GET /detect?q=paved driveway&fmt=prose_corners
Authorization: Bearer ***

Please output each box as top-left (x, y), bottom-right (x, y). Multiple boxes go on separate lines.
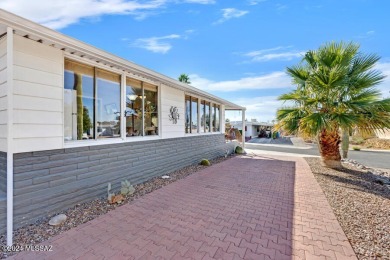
top-left (12, 155), bottom-right (356, 260)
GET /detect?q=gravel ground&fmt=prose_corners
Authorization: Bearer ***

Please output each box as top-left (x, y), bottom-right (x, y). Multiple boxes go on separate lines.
top-left (0, 155), bottom-right (234, 259)
top-left (305, 158), bottom-right (390, 260)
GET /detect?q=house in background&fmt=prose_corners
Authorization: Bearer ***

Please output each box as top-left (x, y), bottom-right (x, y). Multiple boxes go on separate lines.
top-left (230, 119), bottom-right (273, 138)
top-left (0, 9), bottom-right (245, 244)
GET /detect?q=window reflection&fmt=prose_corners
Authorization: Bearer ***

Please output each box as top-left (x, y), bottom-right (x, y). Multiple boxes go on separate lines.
top-left (126, 78), bottom-right (142, 137)
top-left (205, 102), bottom-right (211, 132)
top-left (185, 95), bottom-right (191, 133)
top-left (200, 100), bottom-right (205, 133)
top-left (215, 105), bottom-right (220, 131)
top-left (144, 83), bottom-right (158, 136)
top-left (96, 69), bottom-right (121, 139)
top-left (64, 60), bottom-right (95, 141)
top-left (191, 97), bottom-right (198, 133)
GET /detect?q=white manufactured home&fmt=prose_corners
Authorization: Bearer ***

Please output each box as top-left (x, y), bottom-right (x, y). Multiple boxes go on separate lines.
top-left (0, 9), bottom-right (245, 245)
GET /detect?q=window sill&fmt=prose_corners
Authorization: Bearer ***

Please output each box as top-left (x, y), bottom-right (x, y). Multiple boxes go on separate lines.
top-left (64, 135), bottom-right (161, 148)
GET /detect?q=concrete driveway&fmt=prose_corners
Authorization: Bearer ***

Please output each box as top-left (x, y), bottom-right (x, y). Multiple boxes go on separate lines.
top-left (11, 155), bottom-right (356, 260)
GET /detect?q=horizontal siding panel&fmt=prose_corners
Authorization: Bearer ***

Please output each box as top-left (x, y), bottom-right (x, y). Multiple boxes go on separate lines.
top-left (13, 124), bottom-right (62, 139)
top-left (0, 111), bottom-right (6, 124)
top-left (0, 38), bottom-right (5, 57)
top-left (14, 35), bottom-right (63, 62)
top-left (0, 54), bottom-right (6, 70)
top-left (13, 137), bottom-right (63, 153)
top-left (14, 95), bottom-right (62, 112)
top-left (0, 125), bottom-right (7, 138)
top-left (0, 138), bottom-right (6, 152)
top-left (14, 110), bottom-right (62, 125)
top-left (0, 82), bottom-right (6, 98)
top-left (14, 80), bottom-right (62, 100)
top-left (14, 51), bottom-right (63, 76)
top-left (0, 69), bottom-right (6, 85)
top-left (13, 65), bottom-right (62, 88)
top-left (0, 96), bottom-right (7, 111)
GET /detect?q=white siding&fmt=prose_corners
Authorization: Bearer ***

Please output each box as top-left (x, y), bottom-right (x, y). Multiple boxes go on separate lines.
top-left (12, 35), bottom-right (64, 153)
top-left (0, 36), bottom-right (7, 152)
top-left (160, 84), bottom-right (185, 138)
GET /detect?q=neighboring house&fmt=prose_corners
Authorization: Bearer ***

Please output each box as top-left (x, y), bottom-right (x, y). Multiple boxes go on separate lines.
top-left (230, 119), bottom-right (273, 138)
top-left (0, 9), bottom-right (244, 241)
top-left (375, 129), bottom-right (390, 139)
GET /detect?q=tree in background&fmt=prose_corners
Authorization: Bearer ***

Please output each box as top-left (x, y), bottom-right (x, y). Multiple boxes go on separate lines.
top-left (178, 74), bottom-right (191, 84)
top-left (277, 42), bottom-right (390, 168)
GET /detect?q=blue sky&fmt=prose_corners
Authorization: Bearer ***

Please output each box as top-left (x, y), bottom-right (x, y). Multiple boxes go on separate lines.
top-left (2, 0), bottom-right (389, 121)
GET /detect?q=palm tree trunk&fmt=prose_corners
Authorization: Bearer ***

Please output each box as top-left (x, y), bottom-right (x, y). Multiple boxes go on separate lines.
top-left (318, 129), bottom-right (342, 169)
top-left (341, 128), bottom-right (349, 159)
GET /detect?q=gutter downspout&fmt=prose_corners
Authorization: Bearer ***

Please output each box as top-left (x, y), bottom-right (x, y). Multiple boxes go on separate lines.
top-left (6, 27), bottom-right (14, 246)
top-left (242, 108), bottom-right (246, 149)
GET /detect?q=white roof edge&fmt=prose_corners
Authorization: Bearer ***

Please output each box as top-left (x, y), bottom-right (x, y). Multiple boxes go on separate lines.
top-left (0, 9), bottom-right (244, 110)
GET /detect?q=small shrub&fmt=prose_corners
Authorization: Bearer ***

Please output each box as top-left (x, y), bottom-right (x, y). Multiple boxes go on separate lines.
top-left (200, 159), bottom-right (211, 166)
top-left (352, 146), bottom-right (361, 151)
top-left (121, 180), bottom-right (135, 196)
top-left (235, 146), bottom-right (245, 154)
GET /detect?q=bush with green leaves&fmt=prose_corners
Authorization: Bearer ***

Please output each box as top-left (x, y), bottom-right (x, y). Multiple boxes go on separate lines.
top-left (121, 180), bottom-right (135, 196)
top-left (200, 159), bottom-right (211, 166)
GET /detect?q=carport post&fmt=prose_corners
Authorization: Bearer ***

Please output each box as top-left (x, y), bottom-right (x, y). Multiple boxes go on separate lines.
top-left (242, 108), bottom-right (246, 148)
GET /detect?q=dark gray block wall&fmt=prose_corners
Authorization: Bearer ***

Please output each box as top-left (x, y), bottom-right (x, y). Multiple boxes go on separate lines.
top-left (9, 134), bottom-right (228, 231)
top-left (0, 152), bottom-right (6, 234)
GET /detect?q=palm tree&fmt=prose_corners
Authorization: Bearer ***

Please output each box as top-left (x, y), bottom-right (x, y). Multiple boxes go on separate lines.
top-left (277, 42), bottom-right (390, 168)
top-left (178, 73), bottom-right (191, 84)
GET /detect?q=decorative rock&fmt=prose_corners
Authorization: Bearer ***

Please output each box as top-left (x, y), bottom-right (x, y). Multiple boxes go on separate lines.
top-left (161, 175), bottom-right (170, 179)
top-left (49, 214), bottom-right (67, 226)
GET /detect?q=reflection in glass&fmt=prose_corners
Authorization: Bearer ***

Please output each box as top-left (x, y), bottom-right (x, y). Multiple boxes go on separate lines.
top-left (215, 105), bottom-right (220, 131)
top-left (64, 60), bottom-right (95, 141)
top-left (211, 103), bottom-right (215, 132)
top-left (96, 69), bottom-right (121, 139)
top-left (126, 78), bottom-right (142, 137)
top-left (144, 83), bottom-right (158, 136)
top-left (200, 100), bottom-right (205, 133)
top-left (191, 97), bottom-right (198, 133)
top-left (185, 95), bottom-right (191, 133)
top-left (205, 101), bottom-right (211, 132)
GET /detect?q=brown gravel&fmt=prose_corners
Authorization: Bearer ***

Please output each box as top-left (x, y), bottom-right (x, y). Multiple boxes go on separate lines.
top-left (0, 155), bottom-right (235, 259)
top-left (305, 157), bottom-right (390, 260)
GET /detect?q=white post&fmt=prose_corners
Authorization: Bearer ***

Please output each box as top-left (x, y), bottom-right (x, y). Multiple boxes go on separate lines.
top-left (121, 74), bottom-right (126, 140)
top-left (6, 27), bottom-right (14, 246)
top-left (242, 109), bottom-right (246, 148)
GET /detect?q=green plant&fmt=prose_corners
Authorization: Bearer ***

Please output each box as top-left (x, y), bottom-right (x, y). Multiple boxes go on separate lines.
top-left (200, 159), bottom-right (210, 166)
top-left (277, 42), bottom-right (390, 168)
top-left (353, 146), bottom-right (361, 151)
top-left (121, 180), bottom-right (135, 196)
top-left (235, 146), bottom-right (245, 154)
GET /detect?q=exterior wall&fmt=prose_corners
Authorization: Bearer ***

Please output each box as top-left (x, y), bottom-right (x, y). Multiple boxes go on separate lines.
top-left (10, 134), bottom-right (227, 230)
top-left (160, 84), bottom-right (185, 138)
top-left (0, 36), bottom-right (7, 152)
top-left (0, 152), bottom-right (6, 234)
top-left (12, 35), bottom-right (64, 153)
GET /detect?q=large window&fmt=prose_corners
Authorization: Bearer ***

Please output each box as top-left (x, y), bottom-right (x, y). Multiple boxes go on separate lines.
top-left (215, 104), bottom-right (220, 132)
top-left (205, 101), bottom-right (211, 132)
top-left (64, 59), bottom-right (159, 142)
top-left (185, 95), bottom-right (198, 133)
top-left (96, 69), bottom-right (121, 139)
top-left (126, 78), bottom-right (142, 137)
top-left (144, 83), bottom-right (158, 136)
top-left (200, 101), bottom-right (205, 133)
top-left (64, 60), bottom-right (95, 141)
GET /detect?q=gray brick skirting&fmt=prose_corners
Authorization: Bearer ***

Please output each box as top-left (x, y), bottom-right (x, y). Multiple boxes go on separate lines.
top-left (5, 134), bottom-right (228, 232)
top-left (0, 152), bottom-right (6, 234)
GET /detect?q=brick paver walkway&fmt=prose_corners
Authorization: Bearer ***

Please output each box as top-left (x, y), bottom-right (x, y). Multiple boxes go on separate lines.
top-left (12, 155), bottom-right (356, 259)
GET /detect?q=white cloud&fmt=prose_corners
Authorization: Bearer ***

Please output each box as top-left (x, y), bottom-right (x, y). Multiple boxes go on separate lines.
top-left (129, 29), bottom-right (193, 53)
top-left (214, 8), bottom-right (249, 24)
top-left (189, 71), bottom-right (291, 92)
top-left (0, 0), bottom-right (214, 29)
top-left (247, 0), bottom-right (267, 6)
top-left (131, 34), bottom-right (181, 54)
top-left (181, 0), bottom-right (215, 4)
top-left (242, 46), bottom-right (304, 63)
